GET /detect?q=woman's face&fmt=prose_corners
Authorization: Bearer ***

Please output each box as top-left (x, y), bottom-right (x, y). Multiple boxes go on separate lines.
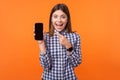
top-left (51, 10), bottom-right (68, 32)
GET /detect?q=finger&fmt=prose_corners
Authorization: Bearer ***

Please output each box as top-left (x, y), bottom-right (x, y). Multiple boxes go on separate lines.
top-left (33, 33), bottom-right (35, 36)
top-left (37, 41), bottom-right (43, 44)
top-left (43, 31), bottom-right (47, 36)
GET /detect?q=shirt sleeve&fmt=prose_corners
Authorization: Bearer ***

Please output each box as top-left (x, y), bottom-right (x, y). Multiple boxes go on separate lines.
top-left (39, 51), bottom-right (52, 71)
top-left (67, 34), bottom-right (82, 67)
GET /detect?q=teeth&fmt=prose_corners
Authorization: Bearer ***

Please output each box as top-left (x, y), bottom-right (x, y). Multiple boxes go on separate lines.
top-left (56, 24), bottom-right (63, 26)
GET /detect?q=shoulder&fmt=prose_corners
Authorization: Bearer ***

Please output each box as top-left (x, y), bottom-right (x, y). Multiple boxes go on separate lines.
top-left (65, 32), bottom-right (81, 43)
top-left (68, 32), bottom-right (80, 39)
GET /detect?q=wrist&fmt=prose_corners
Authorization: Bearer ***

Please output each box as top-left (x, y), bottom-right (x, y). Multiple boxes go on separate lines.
top-left (66, 43), bottom-right (73, 52)
top-left (66, 43), bottom-right (72, 49)
top-left (38, 41), bottom-right (46, 52)
top-left (67, 46), bottom-right (73, 52)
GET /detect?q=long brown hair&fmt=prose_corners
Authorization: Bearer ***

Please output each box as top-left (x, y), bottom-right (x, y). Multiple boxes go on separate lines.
top-left (49, 3), bottom-right (72, 36)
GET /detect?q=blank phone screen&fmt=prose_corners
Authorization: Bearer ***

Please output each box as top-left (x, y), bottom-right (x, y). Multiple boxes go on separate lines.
top-left (34, 23), bottom-right (43, 40)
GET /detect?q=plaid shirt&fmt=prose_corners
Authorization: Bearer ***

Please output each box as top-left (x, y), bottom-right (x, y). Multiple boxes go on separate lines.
top-left (40, 30), bottom-right (82, 80)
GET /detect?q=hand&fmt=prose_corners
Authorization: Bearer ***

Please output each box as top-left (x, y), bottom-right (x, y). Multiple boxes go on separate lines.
top-left (36, 31), bottom-right (47, 53)
top-left (33, 27), bottom-right (47, 53)
top-left (55, 32), bottom-right (72, 49)
top-left (33, 28), bottom-right (46, 44)
top-left (37, 31), bottom-right (47, 44)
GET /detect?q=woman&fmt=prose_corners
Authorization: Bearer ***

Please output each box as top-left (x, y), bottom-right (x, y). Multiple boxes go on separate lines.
top-left (38, 3), bottom-right (82, 80)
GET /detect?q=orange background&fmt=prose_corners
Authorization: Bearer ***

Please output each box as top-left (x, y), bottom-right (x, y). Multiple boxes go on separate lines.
top-left (0, 0), bottom-right (120, 80)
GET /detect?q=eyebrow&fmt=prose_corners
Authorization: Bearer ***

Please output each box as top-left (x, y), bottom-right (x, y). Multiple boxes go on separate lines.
top-left (53, 14), bottom-right (66, 16)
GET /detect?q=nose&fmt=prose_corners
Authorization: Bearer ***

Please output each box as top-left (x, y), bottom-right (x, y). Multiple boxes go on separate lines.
top-left (57, 17), bottom-right (62, 22)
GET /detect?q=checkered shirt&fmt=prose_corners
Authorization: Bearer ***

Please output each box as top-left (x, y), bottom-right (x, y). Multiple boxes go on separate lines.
top-left (39, 30), bottom-right (82, 80)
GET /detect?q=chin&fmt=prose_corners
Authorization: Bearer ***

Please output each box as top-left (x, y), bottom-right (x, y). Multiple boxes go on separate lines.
top-left (56, 29), bottom-right (63, 32)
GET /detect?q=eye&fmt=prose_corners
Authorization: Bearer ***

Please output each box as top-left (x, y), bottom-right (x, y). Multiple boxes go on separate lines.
top-left (61, 15), bottom-right (67, 19)
top-left (53, 15), bottom-right (58, 19)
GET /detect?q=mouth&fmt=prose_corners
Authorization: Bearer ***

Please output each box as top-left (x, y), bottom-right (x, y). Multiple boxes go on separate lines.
top-left (55, 23), bottom-right (63, 26)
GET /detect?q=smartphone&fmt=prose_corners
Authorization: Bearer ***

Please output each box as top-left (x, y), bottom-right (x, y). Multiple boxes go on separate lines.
top-left (34, 23), bottom-right (43, 40)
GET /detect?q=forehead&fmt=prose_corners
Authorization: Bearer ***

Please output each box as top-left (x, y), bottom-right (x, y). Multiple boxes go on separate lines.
top-left (52, 10), bottom-right (66, 15)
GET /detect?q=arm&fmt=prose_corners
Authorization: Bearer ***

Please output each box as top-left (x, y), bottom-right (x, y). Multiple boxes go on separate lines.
top-left (55, 33), bottom-right (82, 67)
top-left (38, 41), bottom-right (51, 70)
top-left (67, 35), bottom-right (82, 67)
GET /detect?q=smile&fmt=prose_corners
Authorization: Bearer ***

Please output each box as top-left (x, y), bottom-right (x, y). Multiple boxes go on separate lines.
top-left (55, 23), bottom-right (63, 26)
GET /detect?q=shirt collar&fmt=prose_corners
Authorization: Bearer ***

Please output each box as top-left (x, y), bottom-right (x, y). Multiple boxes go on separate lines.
top-left (54, 29), bottom-right (67, 35)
